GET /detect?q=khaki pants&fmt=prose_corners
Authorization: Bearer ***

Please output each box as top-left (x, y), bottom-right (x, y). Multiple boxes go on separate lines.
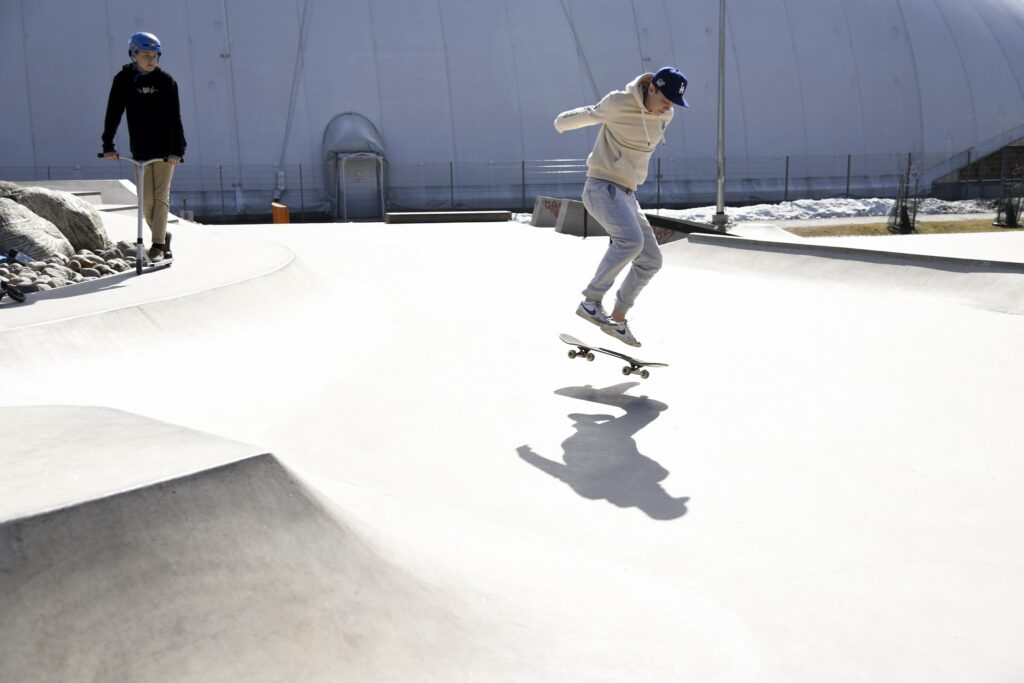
top-left (133, 161), bottom-right (175, 244)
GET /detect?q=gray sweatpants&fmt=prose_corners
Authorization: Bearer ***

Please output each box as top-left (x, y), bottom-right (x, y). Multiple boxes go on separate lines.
top-left (580, 177), bottom-right (663, 314)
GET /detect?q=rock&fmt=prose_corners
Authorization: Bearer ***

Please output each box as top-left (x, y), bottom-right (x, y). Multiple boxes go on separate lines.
top-left (94, 264), bottom-right (114, 276)
top-left (81, 267), bottom-right (101, 278)
top-left (0, 181), bottom-right (21, 198)
top-left (107, 259), bottom-right (129, 272)
top-left (67, 259), bottom-right (82, 272)
top-left (16, 282), bottom-right (39, 293)
top-left (0, 197), bottom-right (74, 259)
top-left (5, 186), bottom-right (111, 252)
top-left (80, 253), bottom-right (105, 267)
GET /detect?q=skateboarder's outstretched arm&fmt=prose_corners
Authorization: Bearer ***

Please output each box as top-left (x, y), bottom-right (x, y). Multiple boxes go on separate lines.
top-left (553, 93), bottom-right (615, 133)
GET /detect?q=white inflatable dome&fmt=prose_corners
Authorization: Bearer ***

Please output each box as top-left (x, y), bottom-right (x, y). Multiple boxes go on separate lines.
top-left (3, 0), bottom-right (1022, 209)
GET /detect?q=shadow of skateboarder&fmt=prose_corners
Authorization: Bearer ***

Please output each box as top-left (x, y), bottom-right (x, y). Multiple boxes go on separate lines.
top-left (517, 383), bottom-right (688, 521)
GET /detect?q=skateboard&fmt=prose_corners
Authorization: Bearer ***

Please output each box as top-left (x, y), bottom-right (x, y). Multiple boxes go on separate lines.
top-left (559, 333), bottom-right (668, 379)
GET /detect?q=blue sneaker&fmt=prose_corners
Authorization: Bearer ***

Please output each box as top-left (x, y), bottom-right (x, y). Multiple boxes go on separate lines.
top-left (603, 319), bottom-right (641, 347)
top-left (576, 300), bottom-right (614, 328)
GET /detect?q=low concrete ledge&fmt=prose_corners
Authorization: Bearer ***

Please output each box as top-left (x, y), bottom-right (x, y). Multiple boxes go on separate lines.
top-left (554, 199), bottom-right (608, 237)
top-left (688, 232), bottom-right (1024, 273)
top-left (384, 211), bottom-right (512, 224)
top-left (530, 196), bottom-right (564, 227)
top-left (551, 199), bottom-right (698, 245)
top-left (10, 179), bottom-right (142, 206)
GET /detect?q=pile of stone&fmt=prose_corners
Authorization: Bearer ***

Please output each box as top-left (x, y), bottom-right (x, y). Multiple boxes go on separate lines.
top-left (1, 242), bottom-right (140, 293)
top-left (0, 180), bottom-right (118, 295)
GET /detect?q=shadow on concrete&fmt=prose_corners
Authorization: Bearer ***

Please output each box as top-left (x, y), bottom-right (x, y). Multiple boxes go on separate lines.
top-left (517, 382), bottom-right (688, 521)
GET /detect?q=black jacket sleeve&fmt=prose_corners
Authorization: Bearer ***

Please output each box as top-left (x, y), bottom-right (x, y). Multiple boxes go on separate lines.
top-left (168, 77), bottom-right (186, 158)
top-left (101, 74), bottom-right (125, 153)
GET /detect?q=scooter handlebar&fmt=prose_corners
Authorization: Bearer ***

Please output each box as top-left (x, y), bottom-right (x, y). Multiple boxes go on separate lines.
top-left (97, 153), bottom-right (174, 163)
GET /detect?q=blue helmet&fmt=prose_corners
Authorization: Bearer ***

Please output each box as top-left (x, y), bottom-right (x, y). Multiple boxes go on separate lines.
top-left (128, 32), bottom-right (161, 60)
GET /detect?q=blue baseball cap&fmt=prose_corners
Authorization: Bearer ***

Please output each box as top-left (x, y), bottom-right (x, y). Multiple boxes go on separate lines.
top-left (653, 66), bottom-right (689, 108)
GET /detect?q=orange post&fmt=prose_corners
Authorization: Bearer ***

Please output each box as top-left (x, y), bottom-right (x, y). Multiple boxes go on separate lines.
top-left (271, 202), bottom-right (290, 224)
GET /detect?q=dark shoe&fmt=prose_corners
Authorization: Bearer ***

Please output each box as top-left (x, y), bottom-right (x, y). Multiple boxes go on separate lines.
top-left (147, 243), bottom-right (165, 262)
top-left (163, 232), bottom-right (173, 259)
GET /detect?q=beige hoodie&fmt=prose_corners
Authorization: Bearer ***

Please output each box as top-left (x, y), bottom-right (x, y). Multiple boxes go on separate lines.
top-left (553, 73), bottom-right (673, 192)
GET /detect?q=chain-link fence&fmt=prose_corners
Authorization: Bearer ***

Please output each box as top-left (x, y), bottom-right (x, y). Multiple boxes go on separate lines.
top-left (1, 151), bottom-right (1011, 222)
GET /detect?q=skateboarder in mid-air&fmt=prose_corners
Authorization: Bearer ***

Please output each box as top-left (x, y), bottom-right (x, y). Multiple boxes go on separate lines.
top-left (554, 67), bottom-right (690, 347)
top-left (101, 32), bottom-right (186, 262)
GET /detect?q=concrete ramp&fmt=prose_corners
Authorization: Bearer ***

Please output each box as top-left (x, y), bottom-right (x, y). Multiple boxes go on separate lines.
top-left (0, 407), bottom-right (523, 682)
top-left (677, 233), bottom-right (1024, 315)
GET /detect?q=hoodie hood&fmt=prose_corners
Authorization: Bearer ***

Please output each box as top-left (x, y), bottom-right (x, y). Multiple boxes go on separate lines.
top-left (629, 73), bottom-right (654, 109)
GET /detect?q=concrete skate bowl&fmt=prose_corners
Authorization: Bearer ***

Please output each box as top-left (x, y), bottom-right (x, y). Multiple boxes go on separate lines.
top-left (667, 234), bottom-right (1024, 316)
top-left (0, 408), bottom-right (525, 682)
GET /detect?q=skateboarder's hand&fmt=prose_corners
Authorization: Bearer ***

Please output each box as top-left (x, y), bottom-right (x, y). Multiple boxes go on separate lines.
top-left (168, 155), bottom-right (182, 166)
top-left (102, 151), bottom-right (119, 161)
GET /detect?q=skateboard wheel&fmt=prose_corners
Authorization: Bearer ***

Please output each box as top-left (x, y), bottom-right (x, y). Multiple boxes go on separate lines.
top-left (622, 366), bottom-right (631, 376)
top-left (586, 352), bottom-right (595, 362)
top-left (568, 350), bottom-right (578, 359)
top-left (640, 369), bottom-right (650, 380)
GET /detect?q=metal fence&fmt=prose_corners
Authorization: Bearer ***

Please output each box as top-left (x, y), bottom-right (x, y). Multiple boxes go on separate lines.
top-left (0, 151), bottom-right (1006, 221)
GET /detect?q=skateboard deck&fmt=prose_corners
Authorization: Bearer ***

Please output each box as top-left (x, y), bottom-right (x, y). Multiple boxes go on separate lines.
top-left (559, 333), bottom-right (668, 379)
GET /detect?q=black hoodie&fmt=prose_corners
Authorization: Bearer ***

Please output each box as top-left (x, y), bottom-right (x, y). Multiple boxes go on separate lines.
top-left (102, 64), bottom-right (186, 161)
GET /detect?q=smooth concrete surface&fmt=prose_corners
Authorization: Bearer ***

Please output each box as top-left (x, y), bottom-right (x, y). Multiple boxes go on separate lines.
top-left (0, 212), bottom-right (294, 330)
top-left (2, 216), bottom-right (1024, 681)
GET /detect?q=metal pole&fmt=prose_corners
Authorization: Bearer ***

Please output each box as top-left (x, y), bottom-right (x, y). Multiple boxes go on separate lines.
top-left (135, 161), bottom-right (145, 275)
top-left (846, 154), bottom-right (852, 197)
top-left (964, 150), bottom-right (971, 200)
top-left (342, 157), bottom-right (348, 222)
top-left (657, 158), bottom-right (662, 211)
top-left (712, 0), bottom-right (728, 228)
top-left (378, 157), bottom-right (385, 218)
top-left (216, 165), bottom-right (224, 219)
top-left (298, 164), bottom-right (305, 222)
top-left (521, 160), bottom-right (527, 212)
top-left (784, 156), bottom-right (790, 202)
top-left (450, 161), bottom-right (455, 209)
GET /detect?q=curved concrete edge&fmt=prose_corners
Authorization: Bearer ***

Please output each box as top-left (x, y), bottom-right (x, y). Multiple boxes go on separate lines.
top-left (688, 232), bottom-right (1024, 273)
top-left (0, 442), bottom-right (529, 682)
top-left (679, 233), bottom-right (1024, 315)
top-left (0, 405), bottom-right (265, 523)
top-left (0, 213), bottom-right (296, 332)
